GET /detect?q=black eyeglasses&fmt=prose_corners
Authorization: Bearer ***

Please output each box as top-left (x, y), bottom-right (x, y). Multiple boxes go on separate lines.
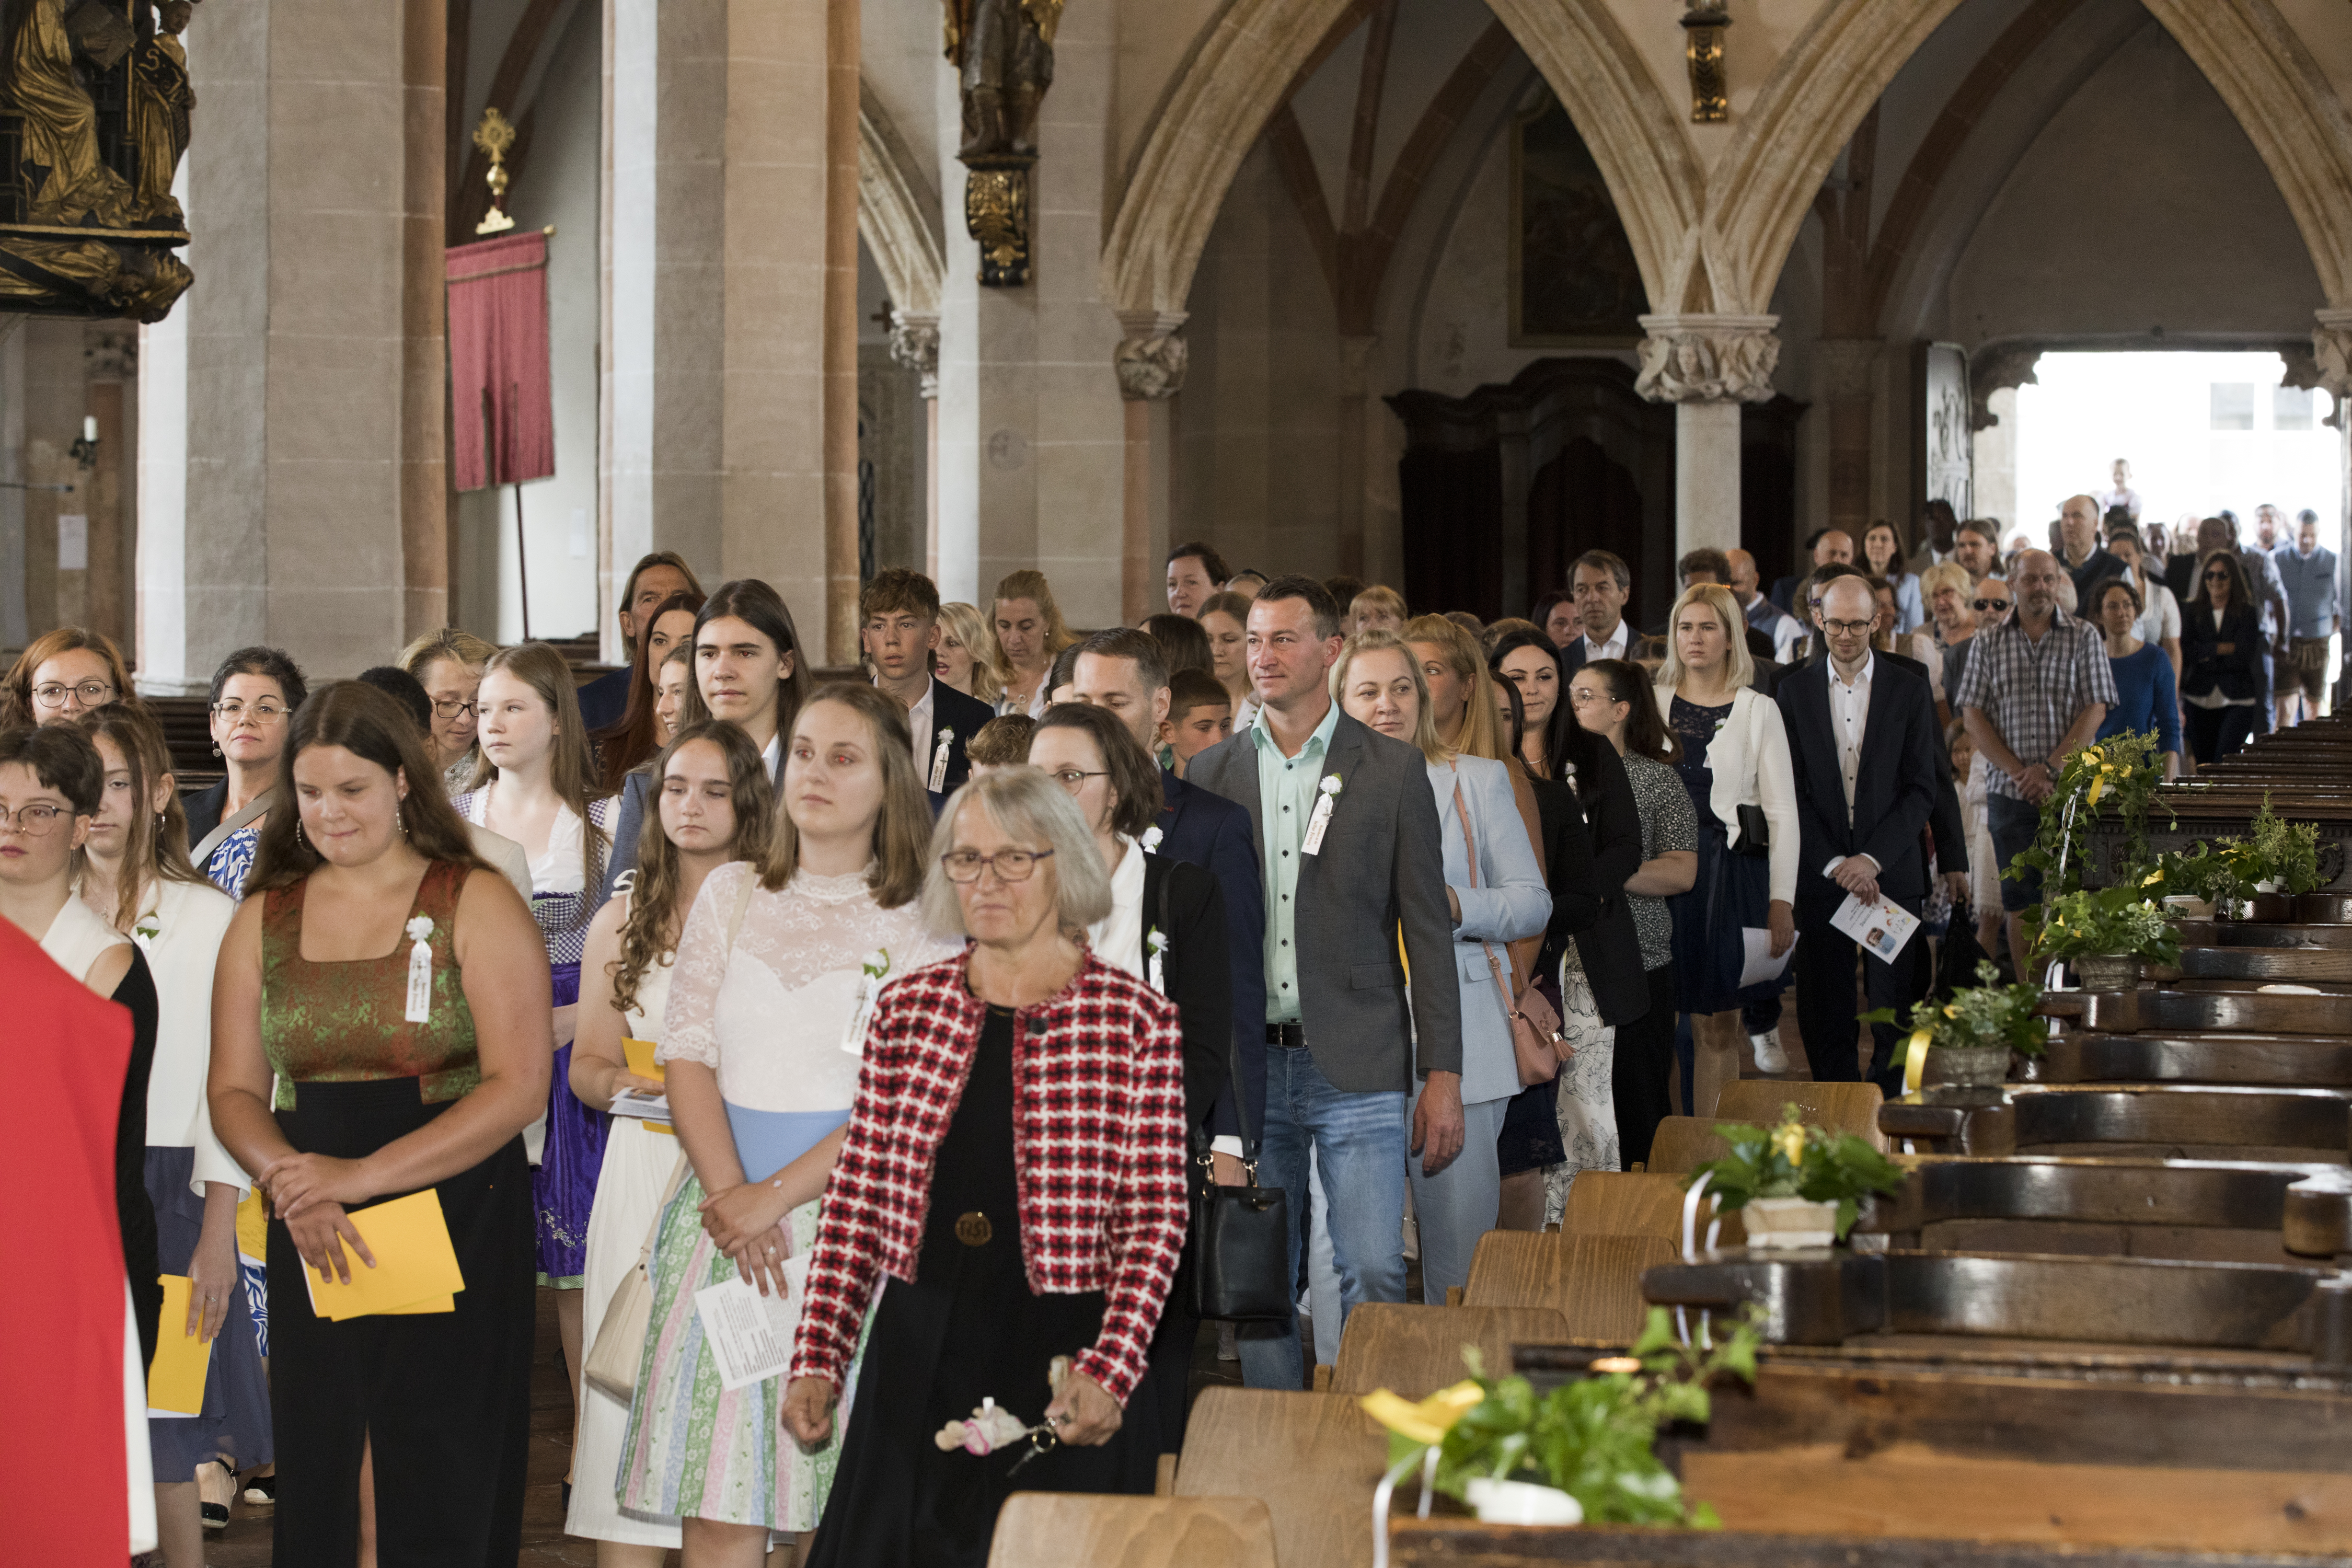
top-left (1972, 598), bottom-right (2010, 613)
top-left (431, 698), bottom-right (480, 720)
top-left (34, 680), bottom-right (116, 708)
top-left (0, 801), bottom-right (65, 834)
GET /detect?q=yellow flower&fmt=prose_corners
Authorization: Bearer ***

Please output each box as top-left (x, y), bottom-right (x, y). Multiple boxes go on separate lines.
top-left (2142, 871), bottom-right (2163, 886)
top-left (1773, 1123), bottom-right (1807, 1167)
top-left (1360, 1380), bottom-right (1484, 1446)
top-left (2082, 745), bottom-right (2103, 762)
top-left (1943, 1004), bottom-right (1961, 1019)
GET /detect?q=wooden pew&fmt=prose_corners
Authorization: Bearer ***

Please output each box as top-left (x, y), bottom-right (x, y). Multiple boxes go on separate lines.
top-left (1171, 1388), bottom-right (1388, 1568)
top-left (1462, 1231), bottom-right (1674, 1341)
top-left (1327, 1302), bottom-right (1572, 1396)
top-left (1561, 1170), bottom-right (1743, 1247)
top-left (1642, 1117), bottom-right (1735, 1174)
top-left (987, 1494), bottom-right (1277, 1568)
top-left (1714, 1079), bottom-right (1887, 1148)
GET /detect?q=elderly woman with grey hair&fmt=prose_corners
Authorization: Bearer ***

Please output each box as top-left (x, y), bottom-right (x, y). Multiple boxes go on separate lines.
top-left (785, 766), bottom-right (1191, 1568)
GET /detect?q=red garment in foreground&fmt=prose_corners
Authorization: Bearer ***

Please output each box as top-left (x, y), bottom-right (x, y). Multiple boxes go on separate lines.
top-left (446, 228), bottom-right (555, 491)
top-left (0, 918), bottom-right (132, 1565)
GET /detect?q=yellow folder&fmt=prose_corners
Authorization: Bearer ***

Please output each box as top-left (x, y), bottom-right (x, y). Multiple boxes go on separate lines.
top-left (147, 1275), bottom-right (212, 1414)
top-left (623, 1037), bottom-right (665, 1082)
top-left (306, 1189), bottom-right (467, 1321)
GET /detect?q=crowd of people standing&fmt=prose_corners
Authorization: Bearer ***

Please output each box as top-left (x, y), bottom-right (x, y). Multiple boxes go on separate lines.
top-left (8, 485), bottom-right (2337, 1565)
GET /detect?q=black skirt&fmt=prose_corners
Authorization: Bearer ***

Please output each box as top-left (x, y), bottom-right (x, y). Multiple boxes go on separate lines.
top-left (267, 1078), bottom-right (534, 1567)
top-left (809, 1006), bottom-right (1160, 1568)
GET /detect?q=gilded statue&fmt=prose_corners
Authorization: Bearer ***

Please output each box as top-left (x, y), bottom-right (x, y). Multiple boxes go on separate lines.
top-left (942, 0), bottom-right (1062, 160)
top-left (0, 0), bottom-right (194, 321)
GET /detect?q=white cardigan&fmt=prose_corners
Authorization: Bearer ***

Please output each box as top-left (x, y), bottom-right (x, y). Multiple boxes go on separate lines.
top-left (1653, 682), bottom-right (1801, 906)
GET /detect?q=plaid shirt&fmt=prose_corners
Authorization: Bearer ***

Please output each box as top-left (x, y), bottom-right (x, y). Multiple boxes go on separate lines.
top-left (1951, 606), bottom-right (2118, 801)
top-left (789, 951), bottom-right (1189, 1404)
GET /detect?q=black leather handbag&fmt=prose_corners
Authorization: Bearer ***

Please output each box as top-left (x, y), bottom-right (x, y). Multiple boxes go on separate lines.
top-left (1161, 875), bottom-right (1292, 1324)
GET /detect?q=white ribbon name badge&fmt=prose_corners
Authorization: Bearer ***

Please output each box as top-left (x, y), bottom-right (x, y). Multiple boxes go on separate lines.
top-left (840, 950), bottom-right (891, 1056)
top-left (929, 728), bottom-right (955, 792)
top-left (403, 916), bottom-right (435, 1023)
top-left (1301, 774), bottom-right (1343, 856)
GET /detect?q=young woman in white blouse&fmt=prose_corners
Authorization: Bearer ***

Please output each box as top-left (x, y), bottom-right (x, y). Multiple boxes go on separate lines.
top-left (78, 706), bottom-right (263, 1560)
top-left (566, 720), bottom-right (775, 1564)
top-left (618, 684), bottom-right (955, 1564)
top-left (453, 641), bottom-right (616, 1441)
top-left (1652, 585), bottom-right (1798, 1119)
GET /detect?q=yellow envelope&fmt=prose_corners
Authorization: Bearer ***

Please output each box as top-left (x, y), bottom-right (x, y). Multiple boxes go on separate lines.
top-left (623, 1037), bottom-right (665, 1082)
top-left (147, 1275), bottom-right (212, 1414)
top-left (235, 1190), bottom-right (269, 1262)
top-left (307, 1189), bottom-right (467, 1321)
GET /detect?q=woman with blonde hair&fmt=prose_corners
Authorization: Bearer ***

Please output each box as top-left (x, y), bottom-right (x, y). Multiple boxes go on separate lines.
top-left (566, 720), bottom-right (774, 1562)
top-left (1332, 631), bottom-right (1548, 1298)
top-left (1652, 584), bottom-right (1797, 1118)
top-left (452, 640), bottom-right (616, 1424)
top-left (991, 568), bottom-right (1078, 717)
top-left (397, 626), bottom-right (500, 790)
top-left (620, 684), bottom-right (956, 1561)
top-left (935, 601), bottom-right (1005, 707)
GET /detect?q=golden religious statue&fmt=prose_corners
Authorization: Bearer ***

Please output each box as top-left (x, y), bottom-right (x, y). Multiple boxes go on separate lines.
top-left (0, 0), bottom-right (195, 321)
top-left (941, 0), bottom-right (1060, 286)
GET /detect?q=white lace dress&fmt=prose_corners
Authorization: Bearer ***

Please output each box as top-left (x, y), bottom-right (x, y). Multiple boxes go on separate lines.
top-left (617, 862), bottom-right (956, 1531)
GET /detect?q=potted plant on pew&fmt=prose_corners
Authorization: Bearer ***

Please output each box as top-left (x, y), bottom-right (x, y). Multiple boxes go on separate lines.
top-left (1685, 1104), bottom-right (1903, 1250)
top-left (1864, 960), bottom-right (2046, 1089)
top-left (2222, 794), bottom-right (2322, 919)
top-left (2146, 843), bottom-right (2236, 920)
top-left (2030, 883), bottom-right (2182, 990)
top-left (2009, 730), bottom-right (2172, 900)
top-left (1358, 1308), bottom-right (1758, 1530)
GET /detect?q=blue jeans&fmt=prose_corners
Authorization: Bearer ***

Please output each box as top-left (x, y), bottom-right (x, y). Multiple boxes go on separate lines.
top-left (1236, 1045), bottom-right (1410, 1390)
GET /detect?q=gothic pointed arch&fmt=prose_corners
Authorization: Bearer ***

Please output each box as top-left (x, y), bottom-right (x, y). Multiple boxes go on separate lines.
top-left (1708, 0), bottom-right (2352, 319)
top-left (1098, 0), bottom-right (1701, 321)
top-left (857, 88), bottom-right (944, 320)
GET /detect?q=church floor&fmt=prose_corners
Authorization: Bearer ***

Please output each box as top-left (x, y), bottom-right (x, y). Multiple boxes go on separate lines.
top-left (192, 987), bottom-right (1840, 1563)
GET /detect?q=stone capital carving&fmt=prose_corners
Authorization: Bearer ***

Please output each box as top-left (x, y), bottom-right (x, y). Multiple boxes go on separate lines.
top-left (1812, 337), bottom-right (1880, 403)
top-left (1633, 314), bottom-right (1780, 403)
top-left (1968, 342), bottom-right (2044, 431)
top-left (1116, 334), bottom-right (1188, 401)
top-left (887, 310), bottom-right (940, 399)
top-left (2310, 308), bottom-right (2352, 401)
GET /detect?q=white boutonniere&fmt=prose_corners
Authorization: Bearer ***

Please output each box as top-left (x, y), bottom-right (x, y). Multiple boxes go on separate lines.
top-left (1146, 926), bottom-right (1168, 993)
top-left (1141, 824), bottom-right (1163, 853)
top-left (402, 916), bottom-right (435, 1023)
top-left (929, 728), bottom-right (956, 790)
top-left (844, 949), bottom-right (891, 1056)
top-left (1303, 771), bottom-right (1343, 856)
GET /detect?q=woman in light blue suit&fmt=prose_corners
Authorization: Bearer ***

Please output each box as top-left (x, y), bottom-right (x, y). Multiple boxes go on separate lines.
top-left (1334, 632), bottom-right (1550, 1300)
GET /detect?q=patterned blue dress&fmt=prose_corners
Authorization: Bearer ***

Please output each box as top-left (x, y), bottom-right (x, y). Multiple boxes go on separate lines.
top-left (454, 787), bottom-right (616, 1286)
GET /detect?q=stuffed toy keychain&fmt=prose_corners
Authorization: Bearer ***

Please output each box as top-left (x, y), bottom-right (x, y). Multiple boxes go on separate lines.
top-left (932, 1356), bottom-right (1075, 1476)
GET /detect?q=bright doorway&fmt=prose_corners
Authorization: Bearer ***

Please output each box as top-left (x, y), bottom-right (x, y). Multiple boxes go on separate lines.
top-left (2009, 351), bottom-right (2344, 550)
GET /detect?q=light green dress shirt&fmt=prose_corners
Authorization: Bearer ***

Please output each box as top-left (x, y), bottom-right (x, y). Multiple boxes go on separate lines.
top-left (1252, 699), bottom-right (1343, 1024)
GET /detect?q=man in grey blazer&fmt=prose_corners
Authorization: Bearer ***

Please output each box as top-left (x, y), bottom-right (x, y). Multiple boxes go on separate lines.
top-left (1185, 575), bottom-right (1462, 1390)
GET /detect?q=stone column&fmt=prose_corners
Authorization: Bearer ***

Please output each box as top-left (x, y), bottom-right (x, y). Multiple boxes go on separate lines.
top-left (1335, 334), bottom-right (1378, 581)
top-left (2313, 308), bottom-right (2352, 668)
top-left (606, 0), bottom-right (848, 655)
top-left (1634, 314), bottom-right (1780, 558)
top-left (931, 0), bottom-right (1127, 624)
top-left (1117, 313), bottom-right (1186, 624)
top-left (887, 312), bottom-right (941, 579)
top-left (1815, 337), bottom-right (1880, 539)
top-left (139, 0), bottom-right (445, 691)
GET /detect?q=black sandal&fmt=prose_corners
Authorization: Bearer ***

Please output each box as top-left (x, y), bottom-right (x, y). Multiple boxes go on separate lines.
top-left (200, 1459), bottom-right (236, 1530)
top-left (241, 1469), bottom-right (276, 1506)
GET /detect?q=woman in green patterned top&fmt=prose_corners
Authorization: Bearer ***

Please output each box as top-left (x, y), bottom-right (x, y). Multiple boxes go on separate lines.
top-left (209, 682), bottom-right (553, 1566)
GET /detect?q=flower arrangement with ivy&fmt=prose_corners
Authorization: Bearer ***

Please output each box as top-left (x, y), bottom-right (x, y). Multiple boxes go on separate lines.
top-left (1359, 1309), bottom-right (1759, 1528)
top-left (1684, 1104), bottom-right (1903, 1242)
top-left (1865, 959), bottom-right (2049, 1065)
top-left (2143, 843), bottom-right (2238, 908)
top-left (2226, 793), bottom-right (2323, 897)
top-left (2005, 731), bottom-right (2173, 899)
top-left (2026, 883), bottom-right (2182, 966)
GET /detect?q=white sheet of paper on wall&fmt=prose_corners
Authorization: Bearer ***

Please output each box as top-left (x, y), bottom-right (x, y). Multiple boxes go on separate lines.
top-left (56, 513), bottom-right (86, 570)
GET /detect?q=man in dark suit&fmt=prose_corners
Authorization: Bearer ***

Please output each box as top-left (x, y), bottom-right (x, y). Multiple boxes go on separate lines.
top-left (575, 551), bottom-right (704, 732)
top-left (1184, 577), bottom-right (1460, 1391)
top-left (1778, 576), bottom-right (1945, 1087)
top-left (861, 568), bottom-right (994, 797)
top-left (1558, 549), bottom-right (1662, 676)
top-left (1067, 627), bottom-right (1268, 1156)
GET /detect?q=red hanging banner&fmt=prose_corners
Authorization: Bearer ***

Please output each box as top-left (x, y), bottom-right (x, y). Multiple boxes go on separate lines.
top-left (446, 229), bottom-right (555, 492)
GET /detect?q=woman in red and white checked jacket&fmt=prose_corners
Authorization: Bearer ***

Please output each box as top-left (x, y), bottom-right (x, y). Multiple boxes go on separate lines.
top-left (786, 767), bottom-right (1190, 1568)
